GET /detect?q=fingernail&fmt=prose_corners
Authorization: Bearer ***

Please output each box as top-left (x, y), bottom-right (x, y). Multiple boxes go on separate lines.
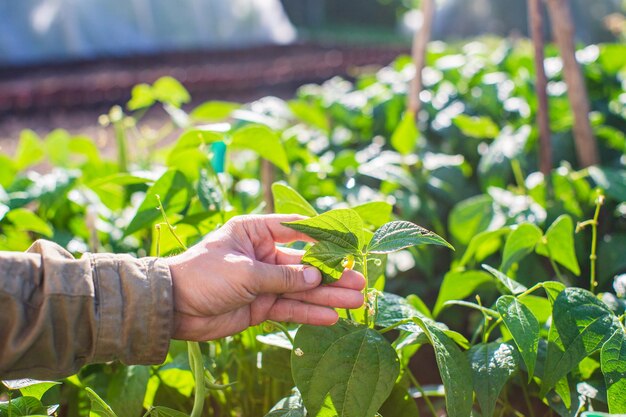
top-left (304, 268), bottom-right (320, 284)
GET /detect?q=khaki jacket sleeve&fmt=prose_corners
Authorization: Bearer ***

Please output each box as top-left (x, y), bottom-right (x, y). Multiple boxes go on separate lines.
top-left (0, 240), bottom-right (173, 380)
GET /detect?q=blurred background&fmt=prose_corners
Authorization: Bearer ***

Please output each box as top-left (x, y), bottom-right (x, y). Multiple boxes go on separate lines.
top-left (0, 0), bottom-right (624, 150)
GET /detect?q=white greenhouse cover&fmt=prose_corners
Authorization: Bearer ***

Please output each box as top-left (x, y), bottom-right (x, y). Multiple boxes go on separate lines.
top-left (0, 0), bottom-right (296, 65)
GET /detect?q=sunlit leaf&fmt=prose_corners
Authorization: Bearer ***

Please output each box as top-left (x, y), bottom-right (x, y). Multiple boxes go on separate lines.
top-left (413, 317), bottom-right (473, 417)
top-left (283, 208), bottom-right (364, 252)
top-left (541, 288), bottom-right (618, 396)
top-left (391, 110), bottom-right (418, 155)
top-left (125, 170), bottom-right (190, 236)
top-left (453, 114), bottom-right (500, 139)
top-left (536, 215), bottom-right (580, 276)
top-left (292, 320), bottom-right (399, 417)
top-left (368, 221), bottom-right (453, 253)
top-left (500, 223), bottom-right (543, 273)
top-left (468, 342), bottom-right (519, 417)
top-left (272, 183), bottom-right (317, 217)
top-left (85, 388), bottom-right (118, 417)
top-left (601, 327), bottom-right (626, 413)
top-left (496, 296), bottom-right (540, 379)
top-left (231, 124), bottom-right (291, 174)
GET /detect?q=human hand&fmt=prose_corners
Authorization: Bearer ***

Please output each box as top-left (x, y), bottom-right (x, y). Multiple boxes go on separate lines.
top-left (166, 214), bottom-right (366, 341)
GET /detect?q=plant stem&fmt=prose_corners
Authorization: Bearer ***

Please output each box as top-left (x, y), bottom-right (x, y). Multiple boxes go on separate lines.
top-left (156, 195), bottom-right (188, 251)
top-left (517, 282), bottom-right (546, 299)
top-left (266, 320), bottom-right (295, 346)
top-left (544, 243), bottom-right (566, 284)
top-left (407, 370), bottom-right (438, 417)
top-left (588, 194), bottom-right (604, 293)
top-left (188, 342), bottom-right (206, 417)
top-left (379, 318), bottom-right (413, 334)
top-left (484, 317), bottom-right (503, 342)
top-left (362, 254), bottom-right (370, 328)
top-left (511, 159), bottom-right (527, 192)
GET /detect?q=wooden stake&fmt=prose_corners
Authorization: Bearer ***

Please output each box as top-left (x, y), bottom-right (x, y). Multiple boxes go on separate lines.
top-left (407, 0), bottom-right (436, 115)
top-left (545, 0), bottom-right (599, 167)
top-left (528, 0), bottom-right (553, 176)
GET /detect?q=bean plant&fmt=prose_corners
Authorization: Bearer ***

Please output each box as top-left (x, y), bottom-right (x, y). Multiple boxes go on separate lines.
top-left (0, 38), bottom-right (625, 417)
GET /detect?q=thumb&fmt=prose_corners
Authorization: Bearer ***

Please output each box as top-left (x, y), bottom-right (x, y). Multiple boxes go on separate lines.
top-left (255, 263), bottom-right (322, 294)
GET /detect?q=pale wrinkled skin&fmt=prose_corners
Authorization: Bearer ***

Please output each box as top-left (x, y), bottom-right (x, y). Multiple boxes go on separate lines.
top-left (168, 214), bottom-right (366, 341)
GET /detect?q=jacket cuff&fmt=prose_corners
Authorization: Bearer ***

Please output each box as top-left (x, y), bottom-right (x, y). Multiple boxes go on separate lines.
top-left (90, 253), bottom-right (173, 366)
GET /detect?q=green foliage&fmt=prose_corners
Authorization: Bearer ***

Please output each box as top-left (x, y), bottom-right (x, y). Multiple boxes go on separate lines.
top-left (291, 320), bottom-right (399, 417)
top-left (1, 39), bottom-right (624, 417)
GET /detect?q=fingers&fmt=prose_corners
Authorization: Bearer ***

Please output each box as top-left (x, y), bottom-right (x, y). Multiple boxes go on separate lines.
top-left (283, 286), bottom-right (364, 309)
top-left (275, 246), bottom-right (305, 265)
top-left (268, 299), bottom-right (339, 326)
top-left (328, 270), bottom-right (366, 291)
top-left (232, 214), bottom-right (317, 244)
top-left (254, 262), bottom-right (322, 294)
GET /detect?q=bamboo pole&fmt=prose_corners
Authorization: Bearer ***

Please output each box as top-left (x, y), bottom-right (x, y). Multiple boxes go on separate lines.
top-left (527, 0), bottom-right (553, 176)
top-left (545, 0), bottom-right (599, 167)
top-left (407, 0), bottom-right (436, 115)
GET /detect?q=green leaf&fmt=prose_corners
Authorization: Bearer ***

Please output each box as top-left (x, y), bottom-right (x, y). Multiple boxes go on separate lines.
top-left (442, 300), bottom-right (499, 318)
top-left (2, 379), bottom-right (60, 401)
top-left (0, 396), bottom-right (47, 417)
top-left (152, 76), bottom-right (190, 108)
top-left (107, 365), bottom-right (150, 417)
top-left (289, 100), bottom-right (329, 132)
top-left (391, 110), bottom-right (418, 155)
top-left (292, 320), bottom-right (399, 417)
top-left (542, 281), bottom-right (566, 305)
top-left (600, 328), bottom-right (626, 413)
top-left (6, 208), bottom-right (54, 238)
top-left (352, 201), bottom-right (392, 229)
top-left (413, 317), bottom-right (473, 417)
top-left (127, 83), bottom-right (155, 110)
top-left (536, 215), bottom-right (580, 276)
top-left (541, 288), bottom-right (618, 396)
top-left (587, 167), bottom-right (626, 202)
top-left (190, 101), bottom-right (239, 122)
top-left (231, 124), bottom-right (291, 174)
top-left (125, 170), bottom-right (190, 236)
top-left (468, 342), bottom-right (519, 417)
top-left (283, 208), bottom-right (364, 252)
top-left (452, 114), bottom-right (500, 139)
top-left (458, 228), bottom-right (510, 267)
top-left (149, 406), bottom-right (190, 417)
top-left (496, 296), bottom-right (540, 379)
top-left (197, 169), bottom-right (223, 212)
top-left (376, 292), bottom-right (428, 336)
top-left (407, 294), bottom-right (433, 320)
top-left (368, 221), bottom-right (453, 254)
top-left (14, 130), bottom-right (45, 170)
top-left (378, 382), bottom-right (420, 417)
top-left (0, 155), bottom-right (17, 188)
top-left (85, 387), bottom-right (118, 417)
top-left (172, 129), bottom-right (223, 154)
top-left (272, 183), bottom-right (317, 217)
top-left (433, 270), bottom-right (493, 318)
top-left (500, 223), bottom-right (543, 273)
top-left (482, 264), bottom-right (527, 295)
top-left (265, 388), bottom-right (306, 417)
top-left (302, 241), bottom-right (353, 283)
top-left (449, 195), bottom-right (495, 246)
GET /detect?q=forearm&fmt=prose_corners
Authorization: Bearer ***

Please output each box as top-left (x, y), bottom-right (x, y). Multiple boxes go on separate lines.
top-left (0, 240), bottom-right (173, 380)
